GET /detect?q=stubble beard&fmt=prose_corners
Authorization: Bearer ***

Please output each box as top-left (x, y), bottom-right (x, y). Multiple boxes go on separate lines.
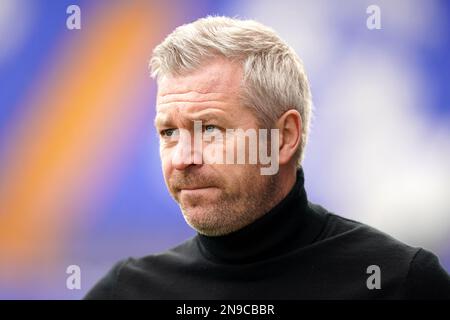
top-left (177, 169), bottom-right (280, 236)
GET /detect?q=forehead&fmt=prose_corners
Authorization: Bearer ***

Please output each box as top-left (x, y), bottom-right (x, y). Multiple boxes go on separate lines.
top-left (156, 59), bottom-right (242, 115)
top-left (156, 59), bottom-right (243, 108)
top-left (153, 58), bottom-right (261, 129)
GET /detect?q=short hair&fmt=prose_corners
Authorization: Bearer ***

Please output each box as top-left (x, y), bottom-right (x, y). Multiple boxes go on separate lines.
top-left (150, 16), bottom-right (312, 167)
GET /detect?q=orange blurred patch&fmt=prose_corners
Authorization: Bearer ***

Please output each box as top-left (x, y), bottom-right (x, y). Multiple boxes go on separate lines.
top-left (0, 1), bottom-right (173, 280)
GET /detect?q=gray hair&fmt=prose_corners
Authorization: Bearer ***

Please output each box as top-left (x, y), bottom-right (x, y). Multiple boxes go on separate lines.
top-left (150, 16), bottom-right (312, 167)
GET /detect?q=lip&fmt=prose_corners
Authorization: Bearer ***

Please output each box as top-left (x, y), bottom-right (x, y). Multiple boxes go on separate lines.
top-left (181, 186), bottom-right (215, 191)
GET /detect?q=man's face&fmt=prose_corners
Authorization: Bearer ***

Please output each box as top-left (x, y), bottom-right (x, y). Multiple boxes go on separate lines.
top-left (155, 58), bottom-right (279, 236)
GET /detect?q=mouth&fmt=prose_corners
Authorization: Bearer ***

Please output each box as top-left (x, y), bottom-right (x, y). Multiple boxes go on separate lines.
top-left (179, 186), bottom-right (218, 194)
top-left (181, 186), bottom-right (215, 191)
top-left (181, 185), bottom-right (211, 189)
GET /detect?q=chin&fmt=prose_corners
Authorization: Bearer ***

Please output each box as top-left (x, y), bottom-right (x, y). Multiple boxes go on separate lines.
top-left (182, 207), bottom-right (222, 234)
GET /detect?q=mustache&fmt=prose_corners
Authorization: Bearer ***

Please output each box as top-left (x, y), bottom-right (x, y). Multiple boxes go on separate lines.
top-left (170, 173), bottom-right (221, 190)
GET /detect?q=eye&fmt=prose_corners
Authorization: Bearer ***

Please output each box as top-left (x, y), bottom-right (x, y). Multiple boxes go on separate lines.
top-left (160, 128), bottom-right (178, 137)
top-left (203, 124), bottom-right (219, 133)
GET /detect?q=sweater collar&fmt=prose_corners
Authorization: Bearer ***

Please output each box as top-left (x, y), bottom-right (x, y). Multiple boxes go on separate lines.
top-left (196, 168), bottom-right (325, 264)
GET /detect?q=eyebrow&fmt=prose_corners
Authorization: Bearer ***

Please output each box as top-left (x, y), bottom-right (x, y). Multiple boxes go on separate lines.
top-left (154, 112), bottom-right (227, 128)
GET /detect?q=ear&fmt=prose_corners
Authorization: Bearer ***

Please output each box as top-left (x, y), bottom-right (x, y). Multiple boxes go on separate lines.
top-left (276, 109), bottom-right (302, 166)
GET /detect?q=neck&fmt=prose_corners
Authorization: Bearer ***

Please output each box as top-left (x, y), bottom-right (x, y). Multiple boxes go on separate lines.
top-left (275, 164), bottom-right (297, 202)
top-left (254, 165), bottom-right (297, 224)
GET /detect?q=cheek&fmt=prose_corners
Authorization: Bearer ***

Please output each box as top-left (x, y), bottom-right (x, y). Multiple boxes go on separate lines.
top-left (222, 137), bottom-right (237, 162)
top-left (160, 147), bottom-right (173, 172)
top-left (202, 137), bottom-right (225, 163)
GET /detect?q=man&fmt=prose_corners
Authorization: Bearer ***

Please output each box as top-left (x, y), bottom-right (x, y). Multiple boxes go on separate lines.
top-left (85, 16), bottom-right (450, 299)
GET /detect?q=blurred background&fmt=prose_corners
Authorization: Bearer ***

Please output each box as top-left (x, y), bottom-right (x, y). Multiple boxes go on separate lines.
top-left (0, 0), bottom-right (449, 299)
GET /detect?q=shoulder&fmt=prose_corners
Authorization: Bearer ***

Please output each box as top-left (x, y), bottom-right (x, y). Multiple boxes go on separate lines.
top-left (313, 206), bottom-right (450, 299)
top-left (403, 248), bottom-right (450, 299)
top-left (316, 208), bottom-right (420, 260)
top-left (83, 237), bottom-right (197, 300)
top-left (83, 258), bottom-right (131, 300)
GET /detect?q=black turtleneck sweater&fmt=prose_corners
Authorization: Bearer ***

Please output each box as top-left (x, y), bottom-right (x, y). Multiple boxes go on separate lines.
top-left (85, 169), bottom-right (450, 299)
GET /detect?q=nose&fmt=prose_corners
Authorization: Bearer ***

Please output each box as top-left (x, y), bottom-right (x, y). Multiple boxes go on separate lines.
top-left (171, 130), bottom-right (202, 171)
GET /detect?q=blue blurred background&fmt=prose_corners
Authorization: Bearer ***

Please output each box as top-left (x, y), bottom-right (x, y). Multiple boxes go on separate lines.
top-left (0, 0), bottom-right (449, 299)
